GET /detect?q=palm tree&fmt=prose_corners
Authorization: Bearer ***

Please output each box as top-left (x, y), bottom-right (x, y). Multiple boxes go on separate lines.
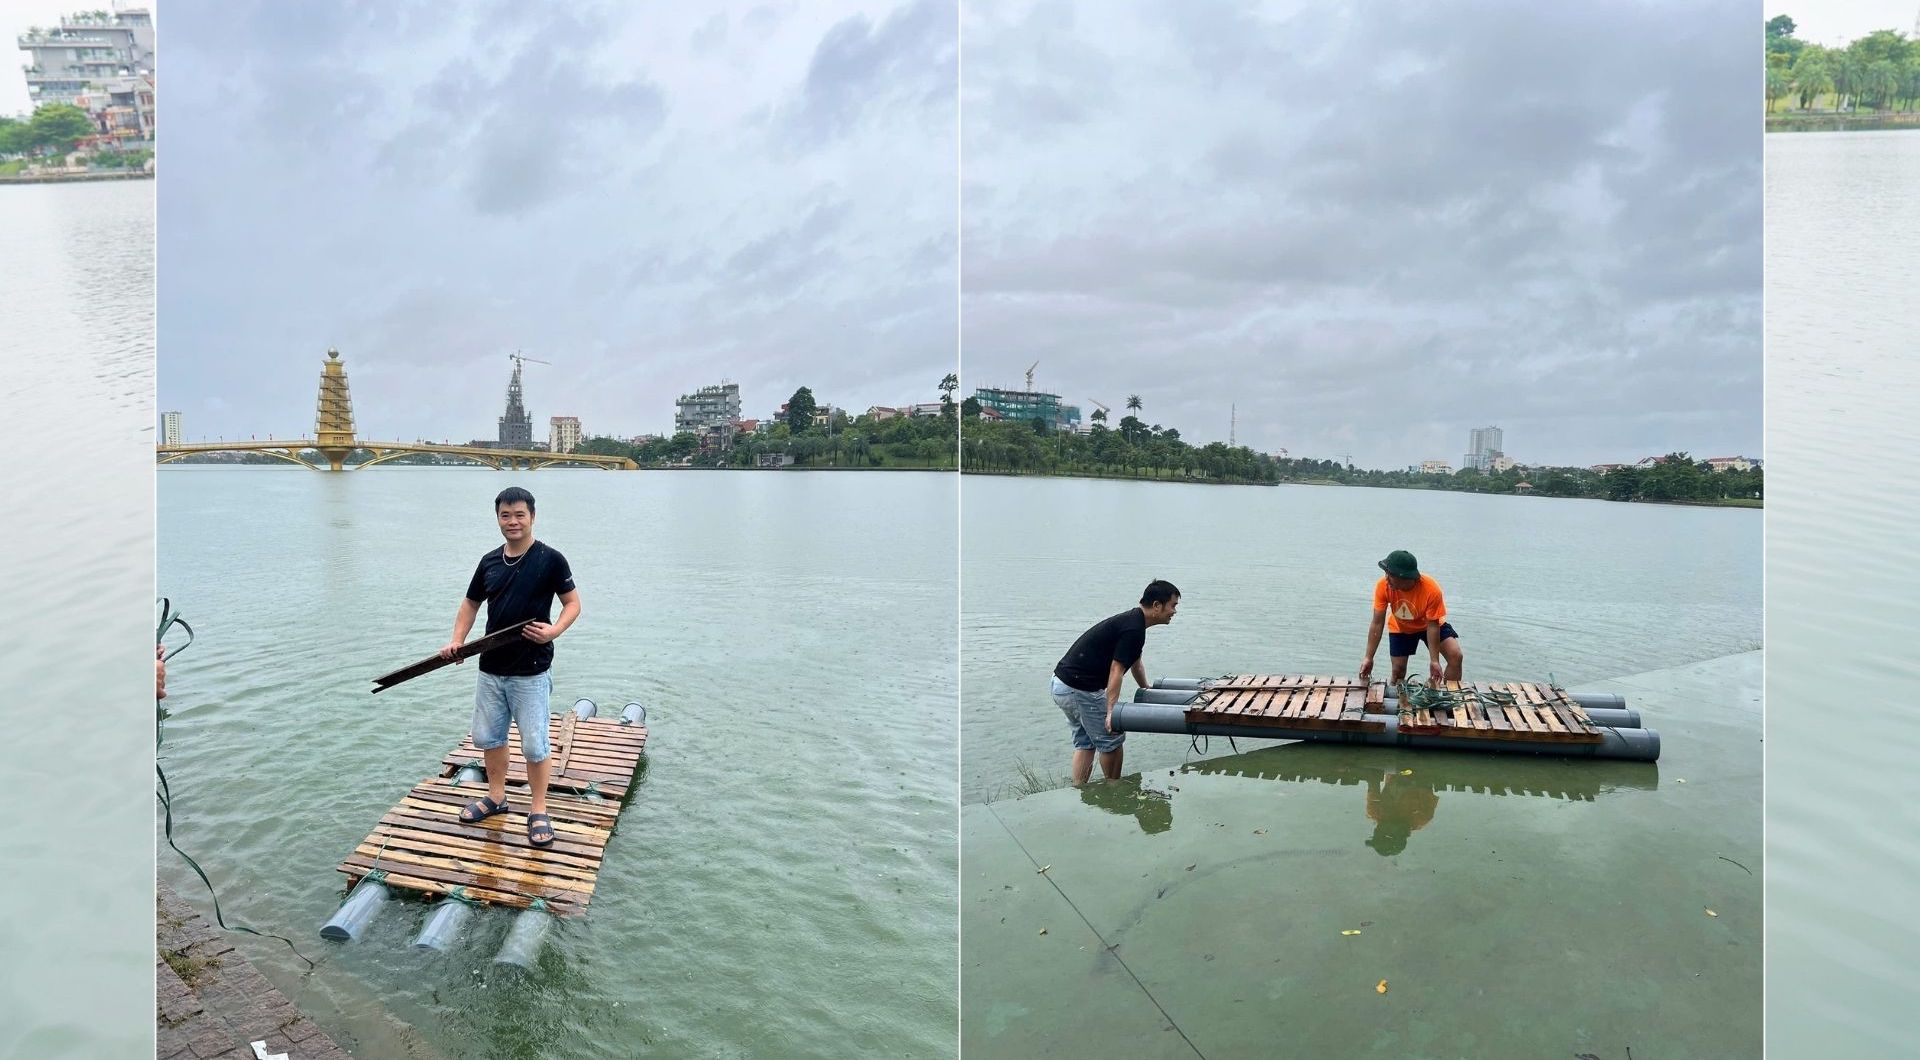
top-left (1126, 394), bottom-right (1143, 414)
top-left (1090, 408), bottom-right (1107, 426)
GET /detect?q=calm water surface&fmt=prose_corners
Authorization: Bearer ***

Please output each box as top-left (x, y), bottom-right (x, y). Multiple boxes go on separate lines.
top-left (159, 468), bottom-right (957, 1059)
top-left (1765, 130), bottom-right (1920, 1057)
top-left (0, 181), bottom-right (154, 1058)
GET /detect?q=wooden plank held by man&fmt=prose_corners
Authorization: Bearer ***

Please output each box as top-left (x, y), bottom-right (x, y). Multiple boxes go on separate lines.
top-left (371, 619), bottom-right (534, 693)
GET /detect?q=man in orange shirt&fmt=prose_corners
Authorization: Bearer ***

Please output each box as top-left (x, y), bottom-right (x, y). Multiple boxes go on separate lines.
top-left (1357, 550), bottom-right (1464, 686)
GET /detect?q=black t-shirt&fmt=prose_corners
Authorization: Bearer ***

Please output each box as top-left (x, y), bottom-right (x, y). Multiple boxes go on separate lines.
top-left (464, 540), bottom-right (576, 676)
top-left (1053, 609), bottom-right (1148, 692)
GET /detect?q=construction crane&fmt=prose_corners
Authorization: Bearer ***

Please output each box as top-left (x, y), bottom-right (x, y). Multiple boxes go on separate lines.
top-left (1025, 361), bottom-right (1038, 392)
top-left (510, 350), bottom-right (551, 372)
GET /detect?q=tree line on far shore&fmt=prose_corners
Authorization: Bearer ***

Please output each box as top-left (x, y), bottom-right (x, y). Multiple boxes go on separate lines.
top-left (1765, 16), bottom-right (1920, 113)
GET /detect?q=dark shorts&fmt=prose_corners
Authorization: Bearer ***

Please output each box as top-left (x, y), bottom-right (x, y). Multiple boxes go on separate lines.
top-left (1389, 622), bottom-right (1459, 659)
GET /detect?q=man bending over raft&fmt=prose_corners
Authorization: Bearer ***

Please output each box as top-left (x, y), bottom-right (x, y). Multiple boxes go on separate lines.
top-left (440, 487), bottom-right (582, 849)
top-left (1358, 550), bottom-right (1462, 687)
top-left (1051, 580), bottom-right (1181, 785)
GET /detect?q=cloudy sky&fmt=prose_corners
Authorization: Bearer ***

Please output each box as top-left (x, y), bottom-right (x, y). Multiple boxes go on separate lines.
top-left (158, 0), bottom-right (955, 443)
top-left (963, 0), bottom-right (1763, 469)
top-left (1783, 1), bottom-right (1919, 47)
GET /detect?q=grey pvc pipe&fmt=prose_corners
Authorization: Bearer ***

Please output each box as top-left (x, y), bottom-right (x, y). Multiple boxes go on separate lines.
top-left (492, 906), bottom-right (553, 968)
top-left (412, 900), bottom-right (475, 952)
top-left (452, 761), bottom-right (487, 785)
top-left (1110, 701), bottom-right (1660, 762)
top-left (1149, 679), bottom-right (1628, 712)
top-left (572, 697), bottom-right (597, 720)
top-left (320, 878), bottom-right (390, 942)
top-left (1129, 687), bottom-right (1641, 728)
top-left (620, 702), bottom-right (646, 726)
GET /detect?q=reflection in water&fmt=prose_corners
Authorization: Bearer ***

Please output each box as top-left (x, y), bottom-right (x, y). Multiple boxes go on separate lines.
top-left (1180, 742), bottom-right (1659, 855)
top-left (1363, 770), bottom-right (1439, 856)
top-left (1076, 775), bottom-right (1173, 834)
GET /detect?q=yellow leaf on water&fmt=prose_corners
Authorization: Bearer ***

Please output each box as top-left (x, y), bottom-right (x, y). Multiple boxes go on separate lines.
top-left (1341, 930), bottom-right (1362, 936)
top-left (1038, 928), bottom-right (1049, 935)
top-left (1399, 769), bottom-right (1414, 775)
top-left (1375, 979), bottom-right (1388, 994)
top-left (1705, 909), bottom-right (1718, 917)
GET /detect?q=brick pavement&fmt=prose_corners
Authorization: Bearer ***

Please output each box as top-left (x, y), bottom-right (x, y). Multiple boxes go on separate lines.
top-left (157, 881), bottom-right (354, 1060)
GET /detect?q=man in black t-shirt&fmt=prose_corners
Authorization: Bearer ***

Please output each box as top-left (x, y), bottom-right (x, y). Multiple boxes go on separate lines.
top-left (1050, 579), bottom-right (1181, 785)
top-left (438, 487), bottom-right (582, 849)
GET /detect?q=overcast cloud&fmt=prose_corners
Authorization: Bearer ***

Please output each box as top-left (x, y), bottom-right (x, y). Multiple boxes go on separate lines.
top-left (158, 0), bottom-right (955, 443)
top-left (962, 0), bottom-right (1762, 468)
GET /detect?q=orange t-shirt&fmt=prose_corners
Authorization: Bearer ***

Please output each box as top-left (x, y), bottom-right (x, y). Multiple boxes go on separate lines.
top-left (1373, 575), bottom-right (1446, 634)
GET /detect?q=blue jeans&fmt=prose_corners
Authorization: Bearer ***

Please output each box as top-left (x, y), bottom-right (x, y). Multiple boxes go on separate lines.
top-left (473, 671), bottom-right (553, 763)
top-left (1051, 676), bottom-right (1122, 753)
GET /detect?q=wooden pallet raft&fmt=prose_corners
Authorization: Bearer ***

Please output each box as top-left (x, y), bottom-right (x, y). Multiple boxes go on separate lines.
top-left (1187, 675), bottom-right (1385, 732)
top-left (440, 714), bottom-right (648, 800)
top-left (337, 713), bottom-right (649, 915)
top-left (1380, 681), bottom-right (1604, 744)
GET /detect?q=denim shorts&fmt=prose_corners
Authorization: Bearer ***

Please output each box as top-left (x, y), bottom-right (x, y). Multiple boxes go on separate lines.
top-left (473, 670), bottom-right (553, 763)
top-left (1051, 676), bottom-right (1122, 753)
top-left (1388, 622), bottom-right (1460, 659)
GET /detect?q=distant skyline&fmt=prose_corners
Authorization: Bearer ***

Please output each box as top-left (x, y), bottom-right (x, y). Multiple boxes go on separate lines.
top-left (158, 0), bottom-right (956, 443)
top-left (962, 0), bottom-right (1762, 469)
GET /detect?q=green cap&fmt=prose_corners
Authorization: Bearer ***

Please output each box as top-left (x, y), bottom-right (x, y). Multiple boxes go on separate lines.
top-left (1378, 550), bottom-right (1419, 579)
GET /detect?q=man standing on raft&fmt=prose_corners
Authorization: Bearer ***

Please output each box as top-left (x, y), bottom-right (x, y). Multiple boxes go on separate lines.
top-left (1358, 550), bottom-right (1463, 687)
top-left (440, 487), bottom-right (582, 848)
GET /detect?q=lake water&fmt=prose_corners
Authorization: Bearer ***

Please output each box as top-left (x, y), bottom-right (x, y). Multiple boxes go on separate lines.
top-left (961, 475), bottom-right (1761, 802)
top-left (1764, 130), bottom-right (1920, 1056)
top-left (960, 474), bottom-right (1763, 1057)
top-left (0, 180), bottom-right (155, 1058)
top-left (157, 468), bottom-right (957, 1059)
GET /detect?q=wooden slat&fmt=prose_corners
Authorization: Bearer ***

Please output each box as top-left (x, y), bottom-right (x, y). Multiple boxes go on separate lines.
top-left (339, 855), bottom-right (589, 912)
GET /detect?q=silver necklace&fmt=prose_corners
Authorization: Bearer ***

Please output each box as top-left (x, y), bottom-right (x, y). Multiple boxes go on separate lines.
top-left (502, 544), bottom-right (531, 567)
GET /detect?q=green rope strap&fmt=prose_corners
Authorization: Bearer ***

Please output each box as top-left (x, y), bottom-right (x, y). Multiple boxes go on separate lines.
top-left (1395, 679), bottom-right (1517, 718)
top-left (527, 897), bottom-right (550, 913)
top-left (443, 885), bottom-right (484, 906)
top-left (360, 868), bottom-right (390, 886)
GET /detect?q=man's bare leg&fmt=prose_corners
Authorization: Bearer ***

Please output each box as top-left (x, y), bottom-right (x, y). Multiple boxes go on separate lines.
top-left (1442, 640), bottom-right (1464, 683)
top-left (1098, 747), bottom-right (1123, 780)
top-left (1390, 657), bottom-right (1410, 683)
top-left (1070, 749), bottom-right (1094, 786)
top-left (526, 754), bottom-right (552, 816)
top-left (484, 744), bottom-right (510, 804)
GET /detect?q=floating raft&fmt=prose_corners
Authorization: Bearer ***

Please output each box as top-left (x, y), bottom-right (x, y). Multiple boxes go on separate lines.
top-left (1116, 674), bottom-right (1658, 761)
top-left (1187, 675), bottom-right (1384, 733)
top-left (335, 714), bottom-right (648, 916)
top-left (1367, 679), bottom-right (1603, 744)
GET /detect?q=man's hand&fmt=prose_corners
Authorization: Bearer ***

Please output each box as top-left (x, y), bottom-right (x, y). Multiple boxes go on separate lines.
top-left (156, 644), bottom-right (167, 700)
top-left (1428, 660), bottom-right (1444, 686)
top-left (1358, 657), bottom-right (1374, 681)
top-left (438, 640), bottom-right (466, 663)
top-left (523, 621), bottom-right (557, 645)
top-left (1105, 707), bottom-right (1115, 734)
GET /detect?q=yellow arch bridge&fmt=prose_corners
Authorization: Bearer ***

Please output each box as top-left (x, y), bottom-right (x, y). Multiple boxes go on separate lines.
top-left (156, 439), bottom-right (636, 471)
